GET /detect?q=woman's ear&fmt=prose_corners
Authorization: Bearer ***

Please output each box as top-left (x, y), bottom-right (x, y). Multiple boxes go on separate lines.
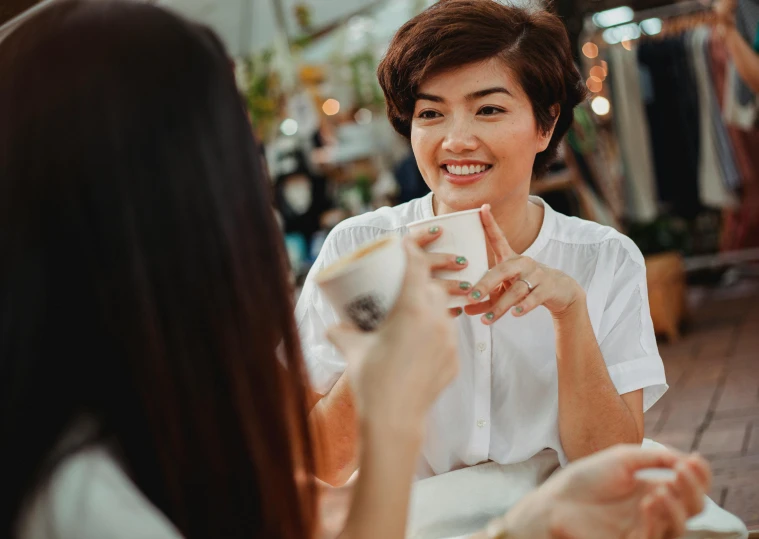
top-left (537, 104), bottom-right (561, 153)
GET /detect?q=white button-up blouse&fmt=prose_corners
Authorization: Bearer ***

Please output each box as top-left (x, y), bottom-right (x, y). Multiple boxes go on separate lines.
top-left (295, 194), bottom-right (667, 478)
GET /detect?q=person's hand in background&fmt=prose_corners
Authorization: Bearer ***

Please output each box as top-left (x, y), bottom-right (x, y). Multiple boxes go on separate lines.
top-left (477, 445), bottom-right (711, 539)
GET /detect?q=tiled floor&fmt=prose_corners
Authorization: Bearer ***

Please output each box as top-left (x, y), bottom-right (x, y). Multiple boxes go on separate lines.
top-left (646, 278), bottom-right (759, 529)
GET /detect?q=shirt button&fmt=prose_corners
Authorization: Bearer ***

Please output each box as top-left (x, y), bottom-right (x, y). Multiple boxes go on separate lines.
top-left (476, 342), bottom-right (487, 352)
top-left (477, 419), bottom-right (487, 428)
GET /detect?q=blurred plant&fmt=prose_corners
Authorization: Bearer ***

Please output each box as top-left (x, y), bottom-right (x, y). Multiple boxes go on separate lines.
top-left (349, 53), bottom-right (384, 109)
top-left (627, 216), bottom-right (690, 256)
top-left (294, 3), bottom-right (312, 32)
top-left (240, 49), bottom-right (282, 142)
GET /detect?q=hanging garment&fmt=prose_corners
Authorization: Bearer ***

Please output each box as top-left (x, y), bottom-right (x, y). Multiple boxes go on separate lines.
top-left (607, 44), bottom-right (659, 223)
top-left (703, 31), bottom-right (743, 193)
top-left (723, 0), bottom-right (759, 128)
top-left (710, 35), bottom-right (759, 250)
top-left (687, 27), bottom-right (740, 209)
top-left (638, 37), bottom-right (702, 220)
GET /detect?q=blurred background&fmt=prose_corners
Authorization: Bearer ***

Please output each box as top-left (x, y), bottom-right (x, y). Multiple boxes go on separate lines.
top-left (2, 0), bottom-right (758, 528)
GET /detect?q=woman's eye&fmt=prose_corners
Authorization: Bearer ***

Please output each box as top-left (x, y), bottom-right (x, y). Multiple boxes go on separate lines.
top-left (478, 106), bottom-right (505, 116)
top-left (417, 110), bottom-right (442, 119)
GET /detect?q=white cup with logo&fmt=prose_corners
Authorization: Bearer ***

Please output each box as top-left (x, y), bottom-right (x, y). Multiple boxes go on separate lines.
top-left (407, 209), bottom-right (489, 309)
top-left (315, 235), bottom-right (406, 331)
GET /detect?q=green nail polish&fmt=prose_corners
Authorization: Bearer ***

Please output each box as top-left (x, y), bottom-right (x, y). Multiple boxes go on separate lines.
top-left (515, 306), bottom-right (524, 314)
top-left (455, 307), bottom-right (464, 316)
top-left (455, 256), bottom-right (467, 265)
top-left (459, 281), bottom-right (472, 290)
top-left (429, 226), bottom-right (440, 234)
top-left (471, 290), bottom-right (482, 300)
top-left (485, 312), bottom-right (495, 321)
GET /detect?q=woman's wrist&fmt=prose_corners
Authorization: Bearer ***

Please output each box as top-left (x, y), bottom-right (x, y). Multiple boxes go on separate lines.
top-left (490, 490), bottom-right (552, 539)
top-left (360, 415), bottom-right (425, 451)
top-left (550, 286), bottom-right (587, 324)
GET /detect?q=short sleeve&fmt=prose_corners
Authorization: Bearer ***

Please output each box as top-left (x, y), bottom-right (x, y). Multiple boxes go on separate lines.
top-left (295, 225), bottom-right (389, 395)
top-left (594, 238), bottom-right (668, 411)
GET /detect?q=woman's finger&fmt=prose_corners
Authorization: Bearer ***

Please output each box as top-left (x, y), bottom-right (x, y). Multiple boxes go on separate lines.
top-left (463, 297), bottom-right (496, 316)
top-left (655, 484), bottom-right (688, 538)
top-left (440, 279), bottom-right (477, 297)
top-left (468, 257), bottom-right (533, 303)
top-left (685, 454), bottom-right (712, 493)
top-left (510, 284), bottom-right (547, 317)
top-left (673, 461), bottom-right (706, 517)
top-left (424, 252), bottom-right (470, 272)
top-left (480, 204), bottom-right (514, 262)
top-left (479, 278), bottom-right (536, 324)
top-left (408, 223), bottom-right (444, 248)
top-left (639, 493), bottom-right (663, 539)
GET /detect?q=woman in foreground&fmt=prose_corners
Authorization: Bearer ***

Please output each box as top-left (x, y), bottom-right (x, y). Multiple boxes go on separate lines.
top-left (0, 2), bottom-right (708, 539)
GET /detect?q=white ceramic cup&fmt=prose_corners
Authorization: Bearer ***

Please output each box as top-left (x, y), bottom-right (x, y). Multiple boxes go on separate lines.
top-left (407, 209), bottom-right (488, 309)
top-left (315, 235), bottom-right (406, 331)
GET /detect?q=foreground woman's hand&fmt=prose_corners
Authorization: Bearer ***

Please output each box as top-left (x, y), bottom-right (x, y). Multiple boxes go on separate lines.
top-left (327, 237), bottom-right (459, 436)
top-left (331, 238), bottom-right (459, 539)
top-left (479, 445), bottom-right (711, 539)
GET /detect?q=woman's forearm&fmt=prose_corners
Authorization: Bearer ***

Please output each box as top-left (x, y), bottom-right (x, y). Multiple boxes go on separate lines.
top-left (338, 423), bottom-right (423, 539)
top-left (309, 373), bottom-right (360, 486)
top-left (553, 298), bottom-right (642, 461)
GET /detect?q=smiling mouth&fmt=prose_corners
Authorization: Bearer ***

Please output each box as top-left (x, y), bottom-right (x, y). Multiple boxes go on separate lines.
top-left (442, 164), bottom-right (492, 177)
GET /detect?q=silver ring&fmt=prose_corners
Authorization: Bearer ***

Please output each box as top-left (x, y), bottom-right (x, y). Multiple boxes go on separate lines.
top-left (518, 278), bottom-right (534, 292)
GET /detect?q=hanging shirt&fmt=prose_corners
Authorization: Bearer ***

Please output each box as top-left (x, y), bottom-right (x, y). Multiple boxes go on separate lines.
top-left (607, 43), bottom-right (659, 223)
top-left (296, 194), bottom-right (668, 478)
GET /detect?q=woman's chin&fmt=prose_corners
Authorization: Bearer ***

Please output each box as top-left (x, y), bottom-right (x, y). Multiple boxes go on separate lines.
top-left (432, 189), bottom-right (491, 214)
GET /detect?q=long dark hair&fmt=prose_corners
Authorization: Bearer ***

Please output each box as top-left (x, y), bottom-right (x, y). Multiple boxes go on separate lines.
top-left (0, 2), bottom-right (316, 538)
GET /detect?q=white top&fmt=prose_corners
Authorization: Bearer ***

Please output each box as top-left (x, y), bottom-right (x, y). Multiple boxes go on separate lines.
top-left (16, 446), bottom-right (181, 539)
top-left (296, 193), bottom-right (668, 477)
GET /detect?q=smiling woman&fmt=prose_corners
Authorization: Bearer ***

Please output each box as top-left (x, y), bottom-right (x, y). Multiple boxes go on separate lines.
top-left (299, 0), bottom-right (668, 487)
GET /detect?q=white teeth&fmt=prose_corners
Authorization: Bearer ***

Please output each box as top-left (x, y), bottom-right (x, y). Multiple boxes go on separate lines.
top-left (446, 164), bottom-right (489, 176)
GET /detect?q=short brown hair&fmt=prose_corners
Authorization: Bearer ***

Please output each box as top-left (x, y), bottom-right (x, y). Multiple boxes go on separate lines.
top-left (377, 0), bottom-right (587, 177)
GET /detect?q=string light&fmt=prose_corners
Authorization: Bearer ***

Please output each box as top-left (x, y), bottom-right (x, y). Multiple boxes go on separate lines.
top-left (322, 99), bottom-right (340, 116)
top-left (582, 42), bottom-right (599, 59)
top-left (592, 6), bottom-right (634, 28)
top-left (591, 96), bottom-right (611, 116)
top-left (354, 108), bottom-right (372, 125)
top-left (590, 66), bottom-right (606, 80)
top-left (586, 77), bottom-right (603, 93)
top-left (280, 118), bottom-right (298, 136)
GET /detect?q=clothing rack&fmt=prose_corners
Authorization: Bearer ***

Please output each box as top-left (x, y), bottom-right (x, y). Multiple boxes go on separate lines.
top-left (579, 0), bottom-right (759, 275)
top-left (583, 0), bottom-right (715, 36)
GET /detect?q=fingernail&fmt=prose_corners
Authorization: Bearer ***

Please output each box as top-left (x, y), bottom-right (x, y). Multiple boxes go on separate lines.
top-left (459, 281), bottom-right (472, 290)
top-left (455, 256), bottom-right (467, 265)
top-left (429, 226), bottom-right (440, 234)
top-left (485, 312), bottom-right (495, 321)
top-left (470, 290), bottom-right (482, 300)
top-left (515, 306), bottom-right (524, 314)
top-left (455, 307), bottom-right (464, 316)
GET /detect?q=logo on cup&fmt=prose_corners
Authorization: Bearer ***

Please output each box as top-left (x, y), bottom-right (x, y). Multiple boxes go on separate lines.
top-left (345, 293), bottom-right (386, 331)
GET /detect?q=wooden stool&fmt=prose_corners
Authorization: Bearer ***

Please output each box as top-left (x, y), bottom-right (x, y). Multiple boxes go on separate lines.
top-left (645, 252), bottom-right (687, 343)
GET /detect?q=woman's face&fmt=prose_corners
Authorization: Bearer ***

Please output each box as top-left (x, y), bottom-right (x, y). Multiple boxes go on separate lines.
top-left (410, 58), bottom-right (554, 212)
